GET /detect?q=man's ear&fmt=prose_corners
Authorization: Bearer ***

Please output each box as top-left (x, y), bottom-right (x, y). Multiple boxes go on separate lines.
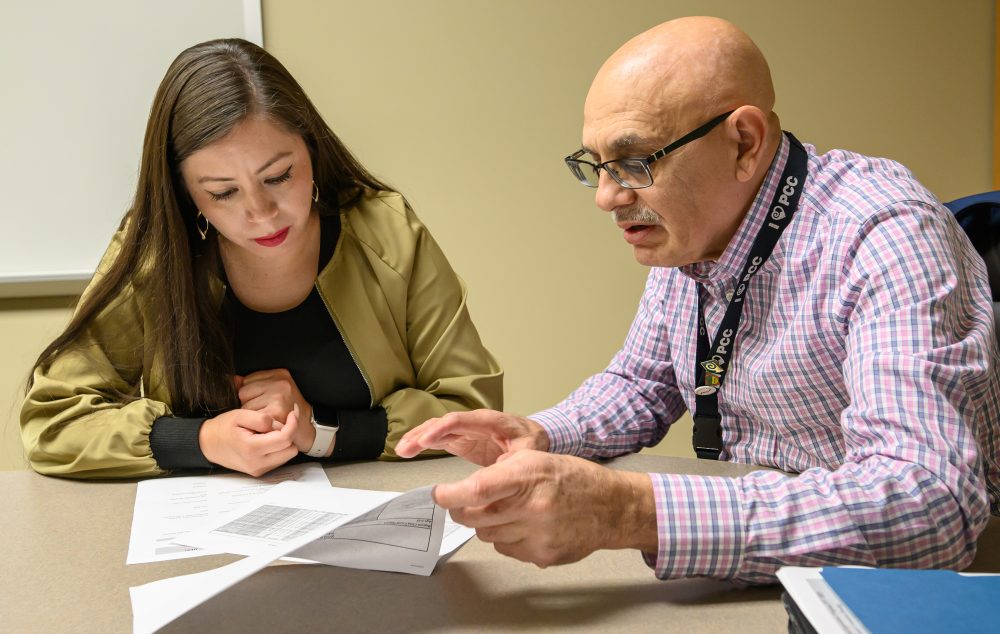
top-left (729, 106), bottom-right (768, 183)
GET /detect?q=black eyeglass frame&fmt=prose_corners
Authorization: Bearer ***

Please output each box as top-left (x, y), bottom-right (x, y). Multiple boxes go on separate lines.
top-left (564, 109), bottom-right (735, 189)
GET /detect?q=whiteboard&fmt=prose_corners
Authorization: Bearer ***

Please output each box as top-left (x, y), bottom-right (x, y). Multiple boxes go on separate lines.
top-left (0, 0), bottom-right (262, 298)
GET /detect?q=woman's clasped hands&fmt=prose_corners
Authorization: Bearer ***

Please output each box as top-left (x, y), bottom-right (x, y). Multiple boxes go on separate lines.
top-left (199, 368), bottom-right (315, 476)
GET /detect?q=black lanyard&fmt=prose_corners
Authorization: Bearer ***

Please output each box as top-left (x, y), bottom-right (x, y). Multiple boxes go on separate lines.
top-left (692, 133), bottom-right (808, 460)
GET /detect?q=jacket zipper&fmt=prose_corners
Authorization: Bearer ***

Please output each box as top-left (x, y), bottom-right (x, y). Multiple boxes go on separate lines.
top-left (315, 281), bottom-right (375, 408)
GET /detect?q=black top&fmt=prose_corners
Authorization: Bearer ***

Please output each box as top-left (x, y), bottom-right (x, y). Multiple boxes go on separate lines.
top-left (150, 214), bottom-right (388, 470)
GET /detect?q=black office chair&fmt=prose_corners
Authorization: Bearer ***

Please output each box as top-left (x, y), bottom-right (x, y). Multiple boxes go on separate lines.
top-left (944, 190), bottom-right (1000, 345)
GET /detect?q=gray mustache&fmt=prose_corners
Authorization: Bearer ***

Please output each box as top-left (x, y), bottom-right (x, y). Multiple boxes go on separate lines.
top-left (612, 206), bottom-right (661, 225)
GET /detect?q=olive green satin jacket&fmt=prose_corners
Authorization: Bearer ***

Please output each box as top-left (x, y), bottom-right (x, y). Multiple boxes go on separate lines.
top-left (21, 191), bottom-right (502, 478)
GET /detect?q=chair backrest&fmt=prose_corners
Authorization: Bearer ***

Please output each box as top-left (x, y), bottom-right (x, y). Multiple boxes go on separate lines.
top-left (944, 191), bottom-right (1000, 346)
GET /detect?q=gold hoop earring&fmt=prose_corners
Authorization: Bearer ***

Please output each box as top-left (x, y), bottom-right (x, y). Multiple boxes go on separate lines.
top-left (196, 211), bottom-right (209, 241)
top-left (312, 181), bottom-right (320, 203)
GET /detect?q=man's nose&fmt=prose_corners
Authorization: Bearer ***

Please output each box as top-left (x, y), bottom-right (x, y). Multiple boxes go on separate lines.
top-left (594, 171), bottom-right (637, 213)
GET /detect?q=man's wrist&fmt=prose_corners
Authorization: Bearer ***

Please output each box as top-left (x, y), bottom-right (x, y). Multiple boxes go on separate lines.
top-left (525, 418), bottom-right (551, 452)
top-left (612, 471), bottom-right (659, 552)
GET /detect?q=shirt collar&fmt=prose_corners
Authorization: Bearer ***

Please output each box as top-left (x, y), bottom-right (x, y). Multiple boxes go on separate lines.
top-left (680, 133), bottom-right (790, 285)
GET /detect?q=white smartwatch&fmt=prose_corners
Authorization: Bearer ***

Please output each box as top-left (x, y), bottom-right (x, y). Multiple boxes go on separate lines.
top-left (306, 409), bottom-right (339, 458)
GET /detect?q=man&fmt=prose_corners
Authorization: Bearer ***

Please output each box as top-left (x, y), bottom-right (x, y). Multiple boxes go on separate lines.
top-left (396, 17), bottom-right (1000, 584)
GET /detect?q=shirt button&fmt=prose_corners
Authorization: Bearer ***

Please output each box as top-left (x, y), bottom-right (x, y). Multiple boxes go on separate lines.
top-left (725, 290), bottom-right (734, 301)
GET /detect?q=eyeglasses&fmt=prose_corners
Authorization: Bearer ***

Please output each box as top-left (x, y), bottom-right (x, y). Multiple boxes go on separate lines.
top-left (564, 110), bottom-right (734, 189)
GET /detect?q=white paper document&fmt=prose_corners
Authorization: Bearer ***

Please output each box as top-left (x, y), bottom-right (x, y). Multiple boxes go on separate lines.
top-left (130, 518), bottom-right (343, 634)
top-left (131, 482), bottom-right (472, 633)
top-left (180, 481), bottom-right (450, 575)
top-left (126, 462), bottom-right (330, 564)
top-left (437, 511), bottom-right (477, 557)
top-left (292, 485), bottom-right (455, 573)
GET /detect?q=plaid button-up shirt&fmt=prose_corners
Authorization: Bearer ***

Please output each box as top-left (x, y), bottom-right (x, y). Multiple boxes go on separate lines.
top-left (532, 135), bottom-right (1000, 584)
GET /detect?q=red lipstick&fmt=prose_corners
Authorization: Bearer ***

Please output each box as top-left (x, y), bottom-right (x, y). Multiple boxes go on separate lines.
top-left (254, 227), bottom-right (289, 247)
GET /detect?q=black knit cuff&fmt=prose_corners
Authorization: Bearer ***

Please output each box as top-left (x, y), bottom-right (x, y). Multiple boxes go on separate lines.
top-left (150, 416), bottom-right (213, 470)
top-left (315, 406), bottom-right (388, 461)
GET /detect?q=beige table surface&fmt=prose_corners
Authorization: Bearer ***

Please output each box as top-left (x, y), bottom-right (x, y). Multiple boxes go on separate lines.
top-left (2, 454), bottom-right (998, 633)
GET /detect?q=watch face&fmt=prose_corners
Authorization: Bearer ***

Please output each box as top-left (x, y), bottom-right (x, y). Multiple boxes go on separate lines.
top-left (310, 409), bottom-right (339, 431)
top-left (311, 416), bottom-right (339, 432)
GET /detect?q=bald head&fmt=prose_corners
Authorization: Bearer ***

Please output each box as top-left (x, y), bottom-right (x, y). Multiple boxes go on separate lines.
top-left (586, 17), bottom-right (776, 133)
top-left (580, 17), bottom-right (785, 268)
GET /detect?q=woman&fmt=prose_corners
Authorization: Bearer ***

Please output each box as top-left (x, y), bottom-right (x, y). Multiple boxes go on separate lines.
top-left (20, 39), bottom-right (502, 479)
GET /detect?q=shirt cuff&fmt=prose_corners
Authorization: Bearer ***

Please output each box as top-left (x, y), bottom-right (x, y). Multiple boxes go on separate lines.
top-left (149, 416), bottom-right (213, 470)
top-left (643, 473), bottom-right (746, 580)
top-left (530, 407), bottom-right (585, 455)
top-left (317, 405), bottom-right (387, 461)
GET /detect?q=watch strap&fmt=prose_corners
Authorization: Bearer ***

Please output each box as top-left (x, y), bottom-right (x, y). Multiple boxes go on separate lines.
top-left (306, 408), bottom-right (339, 458)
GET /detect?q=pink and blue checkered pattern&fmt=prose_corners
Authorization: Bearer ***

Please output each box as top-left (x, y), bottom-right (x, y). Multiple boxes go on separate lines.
top-left (532, 136), bottom-right (1000, 585)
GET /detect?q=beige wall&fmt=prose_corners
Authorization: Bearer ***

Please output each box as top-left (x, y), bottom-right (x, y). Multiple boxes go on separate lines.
top-left (1, 1), bottom-right (993, 470)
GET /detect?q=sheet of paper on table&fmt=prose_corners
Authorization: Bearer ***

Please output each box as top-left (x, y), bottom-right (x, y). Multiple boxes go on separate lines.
top-left (130, 482), bottom-right (475, 634)
top-left (126, 462), bottom-right (330, 564)
top-left (179, 481), bottom-right (451, 574)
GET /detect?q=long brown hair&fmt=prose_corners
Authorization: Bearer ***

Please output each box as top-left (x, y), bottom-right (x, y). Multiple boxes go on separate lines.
top-left (29, 38), bottom-right (390, 416)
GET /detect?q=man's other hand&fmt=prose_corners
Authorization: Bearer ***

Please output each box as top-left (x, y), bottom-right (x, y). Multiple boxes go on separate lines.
top-left (395, 409), bottom-right (549, 466)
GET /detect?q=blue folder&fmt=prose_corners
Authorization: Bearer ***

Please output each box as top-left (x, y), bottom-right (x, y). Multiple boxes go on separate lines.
top-left (820, 567), bottom-right (1000, 634)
